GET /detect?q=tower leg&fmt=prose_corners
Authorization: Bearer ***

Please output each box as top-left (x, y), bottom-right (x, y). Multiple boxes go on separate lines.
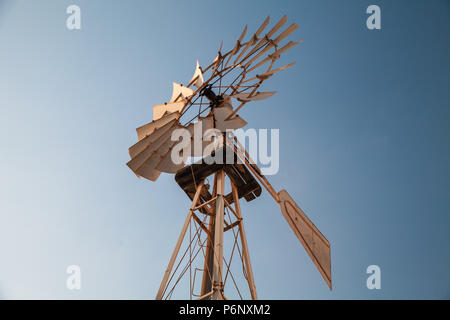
top-left (200, 174), bottom-right (217, 296)
top-left (232, 183), bottom-right (258, 299)
top-left (155, 180), bottom-right (204, 300)
top-left (211, 170), bottom-right (225, 300)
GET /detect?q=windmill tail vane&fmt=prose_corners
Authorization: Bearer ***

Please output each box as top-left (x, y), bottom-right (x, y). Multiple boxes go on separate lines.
top-left (126, 15), bottom-right (331, 300)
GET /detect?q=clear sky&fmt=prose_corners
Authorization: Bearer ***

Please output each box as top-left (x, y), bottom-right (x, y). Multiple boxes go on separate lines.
top-left (0, 0), bottom-right (449, 299)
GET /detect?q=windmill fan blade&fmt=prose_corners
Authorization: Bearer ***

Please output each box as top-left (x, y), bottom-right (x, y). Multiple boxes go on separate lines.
top-left (257, 62), bottom-right (295, 79)
top-left (266, 61), bottom-right (295, 76)
top-left (156, 115), bottom-right (215, 172)
top-left (240, 17), bottom-right (298, 71)
top-left (137, 130), bottom-right (181, 179)
top-left (212, 54), bottom-right (221, 74)
top-left (190, 60), bottom-right (204, 89)
top-left (127, 119), bottom-right (180, 181)
top-left (214, 40), bottom-right (224, 69)
top-left (266, 15), bottom-right (288, 38)
top-left (159, 113), bottom-right (232, 172)
top-left (243, 42), bottom-right (276, 69)
top-left (134, 162), bottom-right (162, 181)
top-left (136, 111), bottom-right (180, 141)
top-left (128, 118), bottom-right (177, 164)
top-left (243, 62), bottom-right (296, 83)
top-left (241, 15), bottom-right (287, 64)
top-left (186, 115), bottom-right (214, 157)
top-left (230, 91), bottom-right (276, 102)
top-left (233, 37), bottom-right (255, 66)
top-left (246, 40), bottom-right (303, 74)
top-left (214, 104), bottom-right (247, 132)
top-left (273, 23), bottom-right (299, 45)
top-left (233, 16), bottom-right (270, 65)
top-left (224, 25), bottom-right (248, 67)
top-left (153, 101), bottom-right (184, 121)
top-left (270, 39), bottom-right (303, 59)
top-left (238, 25), bottom-right (248, 43)
top-left (255, 15), bottom-right (271, 37)
top-left (170, 82), bottom-right (194, 103)
top-left (278, 190), bottom-right (332, 289)
top-left (156, 146), bottom-right (186, 173)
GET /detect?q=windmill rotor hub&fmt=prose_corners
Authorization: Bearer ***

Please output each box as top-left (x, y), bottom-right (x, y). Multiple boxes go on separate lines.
top-left (200, 85), bottom-right (223, 107)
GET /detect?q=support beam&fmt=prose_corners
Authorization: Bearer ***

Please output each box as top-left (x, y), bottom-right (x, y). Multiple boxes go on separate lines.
top-left (194, 196), bottom-right (217, 212)
top-left (232, 183), bottom-right (258, 299)
top-left (197, 290), bottom-right (214, 300)
top-left (224, 219), bottom-right (242, 232)
top-left (192, 212), bottom-right (210, 236)
top-left (200, 173), bottom-right (218, 296)
top-left (211, 170), bottom-right (225, 300)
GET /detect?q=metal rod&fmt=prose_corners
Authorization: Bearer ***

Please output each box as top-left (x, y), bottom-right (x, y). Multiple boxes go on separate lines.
top-left (224, 219), bottom-right (242, 232)
top-left (197, 290), bottom-right (214, 300)
top-left (232, 183), bottom-right (258, 300)
top-left (229, 135), bottom-right (280, 202)
top-left (194, 196), bottom-right (217, 212)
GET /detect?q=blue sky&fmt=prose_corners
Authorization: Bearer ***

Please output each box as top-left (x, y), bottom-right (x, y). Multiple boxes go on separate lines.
top-left (0, 0), bottom-right (449, 299)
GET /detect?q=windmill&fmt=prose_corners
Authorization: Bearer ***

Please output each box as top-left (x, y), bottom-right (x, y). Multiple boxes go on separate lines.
top-left (127, 16), bottom-right (331, 300)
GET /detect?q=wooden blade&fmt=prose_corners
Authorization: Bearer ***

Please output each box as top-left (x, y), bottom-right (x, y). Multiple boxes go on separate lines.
top-left (243, 62), bottom-right (296, 83)
top-left (170, 82), bottom-right (194, 103)
top-left (233, 36), bottom-right (256, 66)
top-left (238, 24), bottom-right (248, 43)
top-left (258, 62), bottom-right (295, 79)
top-left (134, 162), bottom-right (162, 181)
top-left (233, 16), bottom-right (270, 65)
top-left (130, 117), bottom-right (178, 158)
top-left (278, 190), bottom-right (332, 289)
top-left (128, 120), bottom-right (177, 168)
top-left (246, 40), bottom-right (303, 74)
top-left (136, 132), bottom-right (180, 179)
top-left (136, 111), bottom-right (180, 141)
top-left (273, 23), bottom-right (299, 45)
top-left (212, 52), bottom-right (222, 75)
top-left (186, 115), bottom-right (214, 157)
top-left (230, 91), bottom-right (276, 102)
top-left (153, 101), bottom-right (184, 121)
top-left (155, 115), bottom-right (215, 172)
top-left (224, 25), bottom-right (248, 67)
top-left (156, 149), bottom-right (186, 173)
top-left (243, 41), bottom-right (276, 69)
top-left (271, 39), bottom-right (303, 59)
top-left (213, 103), bottom-right (247, 132)
top-left (127, 122), bottom-right (181, 181)
top-left (266, 15), bottom-right (287, 38)
top-left (255, 15), bottom-right (271, 37)
top-left (189, 60), bottom-right (204, 89)
top-left (241, 15), bottom-right (287, 64)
